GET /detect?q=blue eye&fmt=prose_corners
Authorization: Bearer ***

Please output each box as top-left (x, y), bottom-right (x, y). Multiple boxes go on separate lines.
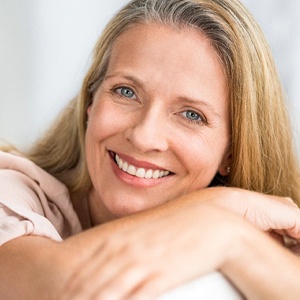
top-left (116, 87), bottom-right (136, 99)
top-left (182, 110), bottom-right (203, 123)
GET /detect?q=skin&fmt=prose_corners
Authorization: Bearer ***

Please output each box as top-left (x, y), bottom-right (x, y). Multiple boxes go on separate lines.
top-left (62, 189), bottom-right (300, 300)
top-left (1, 23), bottom-right (300, 300)
top-left (2, 188), bottom-right (300, 300)
top-left (85, 23), bottom-right (231, 225)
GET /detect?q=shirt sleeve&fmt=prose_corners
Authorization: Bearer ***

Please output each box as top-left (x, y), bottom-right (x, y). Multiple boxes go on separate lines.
top-left (0, 169), bottom-right (81, 246)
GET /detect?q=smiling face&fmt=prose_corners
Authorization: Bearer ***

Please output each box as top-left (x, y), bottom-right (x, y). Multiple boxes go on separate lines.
top-left (85, 23), bottom-right (231, 224)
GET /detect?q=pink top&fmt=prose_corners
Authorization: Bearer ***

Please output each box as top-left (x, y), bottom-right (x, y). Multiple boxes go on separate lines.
top-left (0, 152), bottom-right (244, 299)
top-left (0, 151), bottom-right (82, 246)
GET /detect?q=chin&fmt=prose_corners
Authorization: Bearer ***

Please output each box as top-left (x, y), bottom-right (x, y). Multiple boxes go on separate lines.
top-left (107, 199), bottom-right (154, 217)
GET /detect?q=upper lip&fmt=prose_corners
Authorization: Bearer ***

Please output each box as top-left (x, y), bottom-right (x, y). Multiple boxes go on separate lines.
top-left (111, 151), bottom-right (170, 171)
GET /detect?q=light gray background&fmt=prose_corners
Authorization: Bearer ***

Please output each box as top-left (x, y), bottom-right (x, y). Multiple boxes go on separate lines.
top-left (0, 1), bottom-right (299, 154)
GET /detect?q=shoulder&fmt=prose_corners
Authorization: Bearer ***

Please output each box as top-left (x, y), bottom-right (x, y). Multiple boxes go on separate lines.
top-left (0, 150), bottom-right (68, 198)
top-left (0, 151), bottom-right (70, 212)
top-left (0, 151), bottom-right (82, 244)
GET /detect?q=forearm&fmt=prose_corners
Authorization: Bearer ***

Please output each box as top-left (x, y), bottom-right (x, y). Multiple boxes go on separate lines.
top-left (221, 222), bottom-right (300, 299)
top-left (0, 236), bottom-right (68, 299)
top-left (1, 187), bottom-right (300, 299)
top-left (0, 190), bottom-right (230, 299)
top-left (63, 197), bottom-right (300, 299)
top-left (0, 194), bottom-right (191, 299)
top-left (62, 188), bottom-right (219, 251)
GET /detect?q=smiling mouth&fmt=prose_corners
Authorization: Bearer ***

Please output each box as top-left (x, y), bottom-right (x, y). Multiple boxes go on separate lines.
top-left (111, 152), bottom-right (171, 179)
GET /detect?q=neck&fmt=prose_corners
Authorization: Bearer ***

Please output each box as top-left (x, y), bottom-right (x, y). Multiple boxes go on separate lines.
top-left (87, 188), bottom-right (118, 226)
top-left (70, 190), bottom-right (92, 229)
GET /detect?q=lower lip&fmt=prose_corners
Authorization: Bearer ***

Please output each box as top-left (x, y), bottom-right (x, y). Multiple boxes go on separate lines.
top-left (109, 154), bottom-right (171, 188)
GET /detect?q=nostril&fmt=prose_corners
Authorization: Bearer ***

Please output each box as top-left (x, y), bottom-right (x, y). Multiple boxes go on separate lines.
top-left (124, 124), bottom-right (169, 153)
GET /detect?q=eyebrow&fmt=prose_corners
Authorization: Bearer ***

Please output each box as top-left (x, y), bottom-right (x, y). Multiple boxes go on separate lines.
top-left (178, 97), bottom-right (221, 118)
top-left (104, 73), bottom-right (144, 88)
top-left (104, 72), bottom-right (221, 118)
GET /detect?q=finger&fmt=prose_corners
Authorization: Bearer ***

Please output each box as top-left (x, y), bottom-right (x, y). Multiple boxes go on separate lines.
top-left (268, 231), bottom-right (284, 246)
top-left (290, 245), bottom-right (300, 256)
top-left (282, 214), bottom-right (300, 239)
top-left (277, 196), bottom-right (298, 207)
top-left (130, 272), bottom-right (182, 299)
top-left (64, 240), bottom-right (153, 300)
top-left (63, 242), bottom-right (119, 299)
top-left (91, 264), bottom-right (153, 300)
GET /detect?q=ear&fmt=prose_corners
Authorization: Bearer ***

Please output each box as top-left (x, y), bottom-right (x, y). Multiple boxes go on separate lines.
top-left (86, 103), bottom-right (94, 128)
top-left (218, 149), bottom-right (232, 176)
top-left (86, 102), bottom-right (93, 121)
top-left (87, 103), bottom-right (92, 115)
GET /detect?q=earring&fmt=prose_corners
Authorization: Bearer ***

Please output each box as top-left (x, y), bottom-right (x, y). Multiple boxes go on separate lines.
top-left (226, 166), bottom-right (231, 174)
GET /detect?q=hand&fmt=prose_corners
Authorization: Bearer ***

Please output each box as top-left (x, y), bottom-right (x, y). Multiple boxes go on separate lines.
top-left (60, 187), bottom-right (300, 299)
top-left (61, 203), bottom-right (245, 300)
top-left (208, 187), bottom-right (300, 240)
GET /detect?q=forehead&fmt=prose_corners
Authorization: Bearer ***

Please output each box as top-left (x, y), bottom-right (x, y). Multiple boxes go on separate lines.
top-left (105, 23), bottom-right (228, 113)
top-left (109, 22), bottom-right (223, 70)
top-left (109, 23), bottom-right (225, 77)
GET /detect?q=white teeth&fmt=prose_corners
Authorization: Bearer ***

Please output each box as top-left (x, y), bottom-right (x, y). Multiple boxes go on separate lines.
top-left (122, 161), bottom-right (128, 172)
top-left (136, 168), bottom-right (146, 178)
top-left (145, 169), bottom-right (153, 179)
top-left (153, 170), bottom-right (160, 179)
top-left (127, 165), bottom-right (136, 176)
top-left (118, 158), bottom-right (123, 169)
top-left (114, 154), bottom-right (170, 179)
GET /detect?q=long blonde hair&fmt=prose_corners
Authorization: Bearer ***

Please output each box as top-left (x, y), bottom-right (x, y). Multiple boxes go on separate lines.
top-left (5, 0), bottom-right (300, 204)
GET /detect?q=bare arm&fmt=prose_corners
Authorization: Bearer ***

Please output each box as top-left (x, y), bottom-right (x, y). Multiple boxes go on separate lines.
top-left (63, 197), bottom-right (300, 300)
top-left (222, 225), bottom-right (300, 299)
top-left (1, 187), bottom-right (300, 299)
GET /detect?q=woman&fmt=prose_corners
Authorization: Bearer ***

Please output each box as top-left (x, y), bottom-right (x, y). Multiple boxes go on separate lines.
top-left (1, 0), bottom-right (300, 299)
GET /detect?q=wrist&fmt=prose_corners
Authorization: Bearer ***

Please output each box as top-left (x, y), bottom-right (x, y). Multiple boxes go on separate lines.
top-left (221, 221), bottom-right (300, 299)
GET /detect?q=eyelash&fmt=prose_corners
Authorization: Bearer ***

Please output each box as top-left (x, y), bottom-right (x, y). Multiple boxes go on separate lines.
top-left (112, 86), bottom-right (207, 126)
top-left (113, 86), bottom-right (138, 100)
top-left (180, 110), bottom-right (207, 125)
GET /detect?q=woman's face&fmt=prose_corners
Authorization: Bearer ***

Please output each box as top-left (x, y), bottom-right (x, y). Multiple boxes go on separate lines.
top-left (86, 23), bottom-right (231, 223)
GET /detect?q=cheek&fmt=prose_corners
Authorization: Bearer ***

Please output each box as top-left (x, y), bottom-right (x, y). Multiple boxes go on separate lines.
top-left (87, 101), bottom-right (124, 142)
top-left (85, 103), bottom-right (116, 172)
top-left (178, 130), bottom-right (229, 179)
top-left (183, 145), bottom-right (218, 176)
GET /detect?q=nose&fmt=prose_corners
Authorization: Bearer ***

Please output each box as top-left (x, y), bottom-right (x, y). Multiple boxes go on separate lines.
top-left (124, 105), bottom-right (169, 153)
